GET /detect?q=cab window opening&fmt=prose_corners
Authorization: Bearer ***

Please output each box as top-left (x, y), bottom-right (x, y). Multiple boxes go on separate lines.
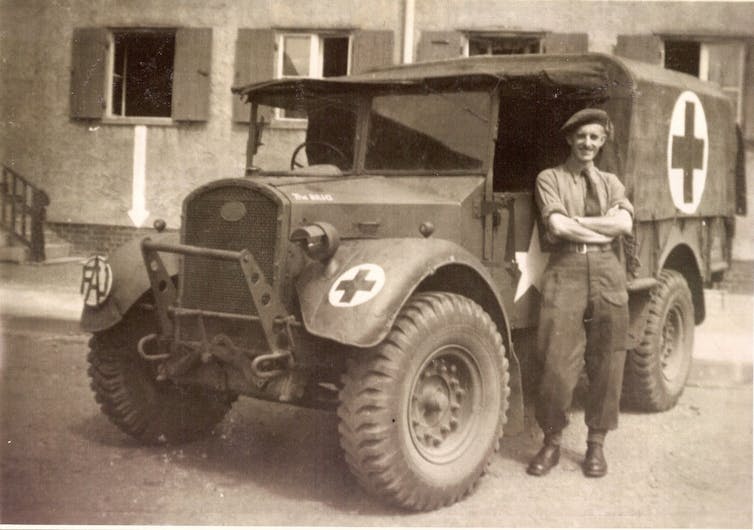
top-left (492, 89), bottom-right (612, 192)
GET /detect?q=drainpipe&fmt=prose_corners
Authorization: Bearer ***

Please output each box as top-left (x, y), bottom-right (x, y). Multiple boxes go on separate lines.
top-left (403, 0), bottom-right (415, 64)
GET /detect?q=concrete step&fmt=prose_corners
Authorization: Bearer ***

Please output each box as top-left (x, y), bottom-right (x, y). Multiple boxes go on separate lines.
top-left (0, 245), bottom-right (28, 263)
top-left (0, 241), bottom-right (72, 263)
top-left (718, 260), bottom-right (754, 294)
top-left (0, 223), bottom-right (73, 263)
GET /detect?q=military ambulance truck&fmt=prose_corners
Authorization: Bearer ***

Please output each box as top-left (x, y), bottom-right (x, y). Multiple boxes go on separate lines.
top-left (80, 54), bottom-right (743, 510)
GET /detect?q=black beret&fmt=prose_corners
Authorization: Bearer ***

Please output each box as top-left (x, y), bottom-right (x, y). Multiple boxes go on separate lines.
top-left (560, 108), bottom-right (610, 135)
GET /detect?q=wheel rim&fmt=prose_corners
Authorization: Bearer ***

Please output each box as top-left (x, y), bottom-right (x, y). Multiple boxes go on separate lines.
top-left (408, 345), bottom-right (482, 464)
top-left (661, 302), bottom-right (686, 383)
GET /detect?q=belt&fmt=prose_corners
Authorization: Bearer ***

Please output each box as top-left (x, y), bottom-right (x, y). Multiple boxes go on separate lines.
top-left (559, 242), bottom-right (614, 254)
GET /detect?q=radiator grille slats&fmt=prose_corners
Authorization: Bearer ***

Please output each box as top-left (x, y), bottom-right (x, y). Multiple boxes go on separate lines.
top-left (181, 186), bottom-right (278, 315)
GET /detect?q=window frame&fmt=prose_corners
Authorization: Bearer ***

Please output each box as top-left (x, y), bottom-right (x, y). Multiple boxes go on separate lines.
top-left (273, 31), bottom-right (353, 123)
top-left (361, 86), bottom-right (495, 177)
top-left (103, 27), bottom-right (177, 125)
top-left (462, 32), bottom-right (544, 57)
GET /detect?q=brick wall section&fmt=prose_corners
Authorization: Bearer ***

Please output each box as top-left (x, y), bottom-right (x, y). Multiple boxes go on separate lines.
top-left (47, 222), bottom-right (177, 256)
top-left (717, 260), bottom-right (754, 294)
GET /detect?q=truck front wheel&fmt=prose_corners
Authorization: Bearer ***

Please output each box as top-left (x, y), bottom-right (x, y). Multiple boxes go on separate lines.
top-left (337, 292), bottom-right (509, 511)
top-left (87, 302), bottom-right (235, 444)
top-left (622, 270), bottom-right (694, 411)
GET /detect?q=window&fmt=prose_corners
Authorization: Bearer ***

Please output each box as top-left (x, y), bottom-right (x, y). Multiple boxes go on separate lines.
top-left (365, 91), bottom-right (490, 172)
top-left (233, 29), bottom-right (393, 123)
top-left (465, 35), bottom-right (541, 56)
top-left (664, 39), bottom-right (746, 122)
top-left (276, 33), bottom-right (350, 119)
top-left (664, 40), bottom-right (700, 77)
top-left (109, 30), bottom-right (175, 118)
top-left (253, 91), bottom-right (359, 172)
top-left (70, 27), bottom-right (211, 122)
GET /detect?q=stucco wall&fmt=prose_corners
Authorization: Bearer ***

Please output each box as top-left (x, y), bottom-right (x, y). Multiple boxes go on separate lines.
top-left (0, 0), bottom-right (400, 228)
top-left (414, 1), bottom-right (754, 54)
top-left (0, 0), bottom-right (752, 259)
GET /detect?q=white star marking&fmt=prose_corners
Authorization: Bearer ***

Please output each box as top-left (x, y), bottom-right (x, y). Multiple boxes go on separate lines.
top-left (514, 226), bottom-right (550, 302)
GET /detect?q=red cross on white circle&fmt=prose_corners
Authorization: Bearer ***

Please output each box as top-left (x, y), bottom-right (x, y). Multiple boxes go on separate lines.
top-left (667, 91), bottom-right (708, 214)
top-left (328, 264), bottom-right (386, 307)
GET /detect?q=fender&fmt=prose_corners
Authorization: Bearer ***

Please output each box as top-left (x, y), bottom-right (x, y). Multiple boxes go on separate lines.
top-left (627, 219), bottom-right (707, 348)
top-left (80, 232), bottom-right (181, 333)
top-left (296, 238), bottom-right (511, 348)
top-left (296, 237), bottom-right (524, 434)
top-left (656, 219), bottom-right (707, 324)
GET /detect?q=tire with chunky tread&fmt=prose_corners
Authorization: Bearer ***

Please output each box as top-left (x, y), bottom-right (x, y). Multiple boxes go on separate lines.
top-left (622, 270), bottom-right (694, 412)
top-left (87, 303), bottom-right (235, 444)
top-left (337, 292), bottom-right (509, 511)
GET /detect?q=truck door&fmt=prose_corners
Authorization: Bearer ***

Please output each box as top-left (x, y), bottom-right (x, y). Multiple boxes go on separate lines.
top-left (488, 95), bottom-right (570, 331)
top-left (489, 191), bottom-right (543, 330)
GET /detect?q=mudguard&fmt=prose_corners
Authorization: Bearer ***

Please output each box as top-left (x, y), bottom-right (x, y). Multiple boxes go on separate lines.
top-left (296, 238), bottom-right (510, 348)
top-left (296, 237), bottom-right (524, 434)
top-left (80, 232), bottom-right (180, 333)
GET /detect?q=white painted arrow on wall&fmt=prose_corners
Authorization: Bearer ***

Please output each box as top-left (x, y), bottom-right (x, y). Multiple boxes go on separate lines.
top-left (128, 125), bottom-right (150, 227)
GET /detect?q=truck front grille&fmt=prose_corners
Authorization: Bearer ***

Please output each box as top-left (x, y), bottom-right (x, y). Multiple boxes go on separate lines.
top-left (181, 185), bottom-right (278, 316)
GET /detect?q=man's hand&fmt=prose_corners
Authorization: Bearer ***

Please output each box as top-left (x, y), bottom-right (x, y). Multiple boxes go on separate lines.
top-left (573, 207), bottom-right (632, 237)
top-left (548, 213), bottom-right (614, 244)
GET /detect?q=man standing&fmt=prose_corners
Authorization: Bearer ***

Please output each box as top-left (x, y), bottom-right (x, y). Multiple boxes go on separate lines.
top-left (527, 108), bottom-right (633, 478)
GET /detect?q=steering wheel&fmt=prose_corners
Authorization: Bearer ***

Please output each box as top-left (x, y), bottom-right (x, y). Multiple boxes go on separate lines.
top-left (290, 141), bottom-right (348, 170)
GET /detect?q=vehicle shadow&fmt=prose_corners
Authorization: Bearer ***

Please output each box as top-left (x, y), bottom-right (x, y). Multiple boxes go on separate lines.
top-left (72, 399), bottom-right (403, 517)
top-left (73, 369), bottom-right (622, 518)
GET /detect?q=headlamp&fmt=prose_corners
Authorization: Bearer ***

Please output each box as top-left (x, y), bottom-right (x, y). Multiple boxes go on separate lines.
top-left (290, 222), bottom-right (340, 263)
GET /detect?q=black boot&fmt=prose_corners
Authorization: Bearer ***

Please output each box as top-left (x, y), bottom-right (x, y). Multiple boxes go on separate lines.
top-left (527, 443), bottom-right (560, 476)
top-left (583, 442), bottom-right (607, 477)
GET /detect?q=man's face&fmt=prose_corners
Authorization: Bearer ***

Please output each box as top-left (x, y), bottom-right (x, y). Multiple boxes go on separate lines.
top-left (566, 123), bottom-right (607, 163)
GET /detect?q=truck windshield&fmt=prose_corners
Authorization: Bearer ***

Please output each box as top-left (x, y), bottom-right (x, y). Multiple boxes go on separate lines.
top-left (365, 90), bottom-right (490, 172)
top-left (254, 93), bottom-right (359, 173)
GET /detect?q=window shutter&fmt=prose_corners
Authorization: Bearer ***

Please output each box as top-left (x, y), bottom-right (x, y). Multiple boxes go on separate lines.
top-left (416, 31), bottom-right (464, 62)
top-left (172, 28), bottom-right (212, 121)
top-left (232, 29), bottom-right (275, 123)
top-left (704, 41), bottom-right (745, 122)
top-left (351, 30), bottom-right (394, 75)
top-left (70, 28), bottom-right (108, 119)
top-left (615, 35), bottom-right (663, 65)
top-left (542, 33), bottom-right (588, 54)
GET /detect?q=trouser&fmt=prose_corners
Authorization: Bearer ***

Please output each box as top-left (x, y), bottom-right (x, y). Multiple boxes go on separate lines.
top-left (535, 250), bottom-right (629, 439)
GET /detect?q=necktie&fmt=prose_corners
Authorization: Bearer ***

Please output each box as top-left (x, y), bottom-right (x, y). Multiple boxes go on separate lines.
top-left (582, 168), bottom-right (603, 217)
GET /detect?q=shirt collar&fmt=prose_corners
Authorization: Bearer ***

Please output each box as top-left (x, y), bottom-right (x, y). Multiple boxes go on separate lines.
top-left (565, 157), bottom-right (596, 176)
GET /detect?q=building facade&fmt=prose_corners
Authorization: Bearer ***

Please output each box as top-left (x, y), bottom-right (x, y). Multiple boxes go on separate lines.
top-left (1, 0), bottom-right (753, 259)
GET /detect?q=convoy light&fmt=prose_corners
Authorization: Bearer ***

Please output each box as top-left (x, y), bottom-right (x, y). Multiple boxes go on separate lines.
top-left (290, 222), bottom-right (340, 263)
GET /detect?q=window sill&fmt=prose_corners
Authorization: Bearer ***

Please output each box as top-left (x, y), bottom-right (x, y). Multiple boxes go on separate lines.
top-left (100, 116), bottom-right (175, 127)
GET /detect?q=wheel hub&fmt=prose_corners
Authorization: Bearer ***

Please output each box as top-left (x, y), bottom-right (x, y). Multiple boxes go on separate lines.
top-left (410, 356), bottom-right (469, 453)
top-left (661, 305), bottom-right (684, 381)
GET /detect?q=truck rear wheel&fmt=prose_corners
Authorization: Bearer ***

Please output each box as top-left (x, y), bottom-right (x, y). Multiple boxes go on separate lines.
top-left (87, 302), bottom-right (234, 444)
top-left (337, 292), bottom-right (509, 511)
top-left (622, 270), bottom-right (694, 411)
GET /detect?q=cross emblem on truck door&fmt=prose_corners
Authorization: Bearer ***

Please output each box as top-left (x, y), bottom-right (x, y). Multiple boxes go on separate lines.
top-left (328, 264), bottom-right (386, 307)
top-left (671, 101), bottom-right (705, 204)
top-left (667, 91), bottom-right (708, 215)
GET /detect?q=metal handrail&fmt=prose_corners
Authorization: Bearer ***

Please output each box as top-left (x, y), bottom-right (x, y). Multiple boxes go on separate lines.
top-left (1, 164), bottom-right (49, 261)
